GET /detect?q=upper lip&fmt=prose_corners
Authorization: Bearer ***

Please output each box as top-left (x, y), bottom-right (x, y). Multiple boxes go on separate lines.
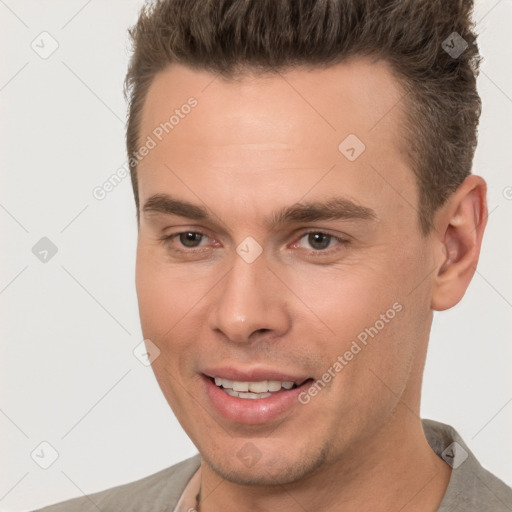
top-left (203, 366), bottom-right (311, 384)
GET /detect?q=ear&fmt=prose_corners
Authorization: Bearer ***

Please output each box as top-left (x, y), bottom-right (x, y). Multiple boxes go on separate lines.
top-left (431, 175), bottom-right (488, 311)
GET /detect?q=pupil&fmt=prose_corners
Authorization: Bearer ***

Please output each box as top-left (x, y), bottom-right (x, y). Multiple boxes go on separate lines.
top-left (180, 232), bottom-right (201, 247)
top-left (309, 233), bottom-right (330, 250)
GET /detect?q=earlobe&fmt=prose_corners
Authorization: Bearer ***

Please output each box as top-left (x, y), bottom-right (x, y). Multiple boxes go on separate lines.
top-left (431, 175), bottom-right (488, 311)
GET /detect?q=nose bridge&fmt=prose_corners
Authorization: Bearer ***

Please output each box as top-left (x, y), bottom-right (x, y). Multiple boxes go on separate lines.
top-left (208, 243), bottom-right (289, 343)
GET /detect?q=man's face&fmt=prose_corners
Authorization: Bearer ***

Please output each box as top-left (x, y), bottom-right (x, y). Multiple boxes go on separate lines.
top-left (135, 60), bottom-right (436, 485)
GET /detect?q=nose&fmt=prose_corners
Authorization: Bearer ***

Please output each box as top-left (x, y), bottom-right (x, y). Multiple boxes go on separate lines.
top-left (207, 246), bottom-right (290, 344)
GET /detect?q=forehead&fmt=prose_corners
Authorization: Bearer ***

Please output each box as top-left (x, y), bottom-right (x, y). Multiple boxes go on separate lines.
top-left (136, 59), bottom-right (417, 231)
top-left (140, 58), bottom-right (405, 145)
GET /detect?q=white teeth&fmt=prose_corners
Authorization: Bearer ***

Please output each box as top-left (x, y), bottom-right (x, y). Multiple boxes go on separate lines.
top-left (242, 392), bottom-right (272, 399)
top-left (232, 381), bottom-right (249, 392)
top-left (248, 381), bottom-right (268, 393)
top-left (267, 380), bottom-right (282, 392)
top-left (213, 377), bottom-right (297, 393)
top-left (224, 388), bottom-right (273, 399)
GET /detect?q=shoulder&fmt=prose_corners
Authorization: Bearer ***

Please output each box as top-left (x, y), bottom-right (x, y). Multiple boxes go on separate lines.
top-left (422, 418), bottom-right (512, 511)
top-left (31, 454), bottom-right (201, 512)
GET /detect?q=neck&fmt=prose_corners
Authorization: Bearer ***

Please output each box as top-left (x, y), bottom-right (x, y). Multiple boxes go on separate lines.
top-left (198, 410), bottom-right (451, 512)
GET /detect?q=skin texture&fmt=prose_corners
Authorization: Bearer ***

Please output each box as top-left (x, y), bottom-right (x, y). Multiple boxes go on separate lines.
top-left (135, 59), bottom-right (487, 511)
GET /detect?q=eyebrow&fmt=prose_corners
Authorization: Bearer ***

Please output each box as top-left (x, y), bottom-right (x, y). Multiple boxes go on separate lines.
top-left (142, 193), bottom-right (377, 227)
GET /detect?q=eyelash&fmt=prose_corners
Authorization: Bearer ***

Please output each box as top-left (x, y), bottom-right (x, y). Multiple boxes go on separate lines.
top-left (158, 229), bottom-right (350, 257)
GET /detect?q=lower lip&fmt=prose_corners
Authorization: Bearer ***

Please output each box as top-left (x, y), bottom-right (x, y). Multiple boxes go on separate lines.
top-left (202, 375), bottom-right (313, 425)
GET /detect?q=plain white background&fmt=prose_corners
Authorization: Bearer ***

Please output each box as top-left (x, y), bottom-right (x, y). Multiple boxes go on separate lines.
top-left (1, 0), bottom-right (511, 510)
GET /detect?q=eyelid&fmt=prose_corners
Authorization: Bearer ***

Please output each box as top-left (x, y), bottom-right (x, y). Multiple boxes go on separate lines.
top-left (295, 228), bottom-right (350, 241)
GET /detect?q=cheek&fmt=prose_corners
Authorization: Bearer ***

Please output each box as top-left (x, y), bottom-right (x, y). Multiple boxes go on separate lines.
top-left (135, 249), bottom-right (203, 415)
top-left (288, 258), bottom-right (401, 342)
top-left (135, 243), bottom-right (217, 398)
top-left (135, 243), bottom-right (206, 338)
top-left (289, 252), bottom-right (423, 402)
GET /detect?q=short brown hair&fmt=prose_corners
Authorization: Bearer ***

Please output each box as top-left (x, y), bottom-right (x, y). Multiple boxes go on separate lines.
top-left (124, 0), bottom-right (481, 234)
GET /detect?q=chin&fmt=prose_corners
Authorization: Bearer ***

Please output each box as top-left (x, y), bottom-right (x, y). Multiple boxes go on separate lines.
top-left (202, 443), bottom-right (329, 487)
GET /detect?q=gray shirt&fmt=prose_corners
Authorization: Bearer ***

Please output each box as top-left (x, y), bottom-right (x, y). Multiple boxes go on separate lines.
top-left (32, 419), bottom-right (512, 511)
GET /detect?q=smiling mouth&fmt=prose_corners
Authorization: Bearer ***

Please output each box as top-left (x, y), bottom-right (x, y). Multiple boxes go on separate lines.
top-left (210, 376), bottom-right (311, 399)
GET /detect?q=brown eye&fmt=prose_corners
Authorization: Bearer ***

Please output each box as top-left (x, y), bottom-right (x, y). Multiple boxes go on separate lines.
top-left (305, 233), bottom-right (332, 250)
top-left (178, 232), bottom-right (204, 248)
top-left (297, 232), bottom-right (337, 251)
top-left (291, 230), bottom-right (351, 259)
